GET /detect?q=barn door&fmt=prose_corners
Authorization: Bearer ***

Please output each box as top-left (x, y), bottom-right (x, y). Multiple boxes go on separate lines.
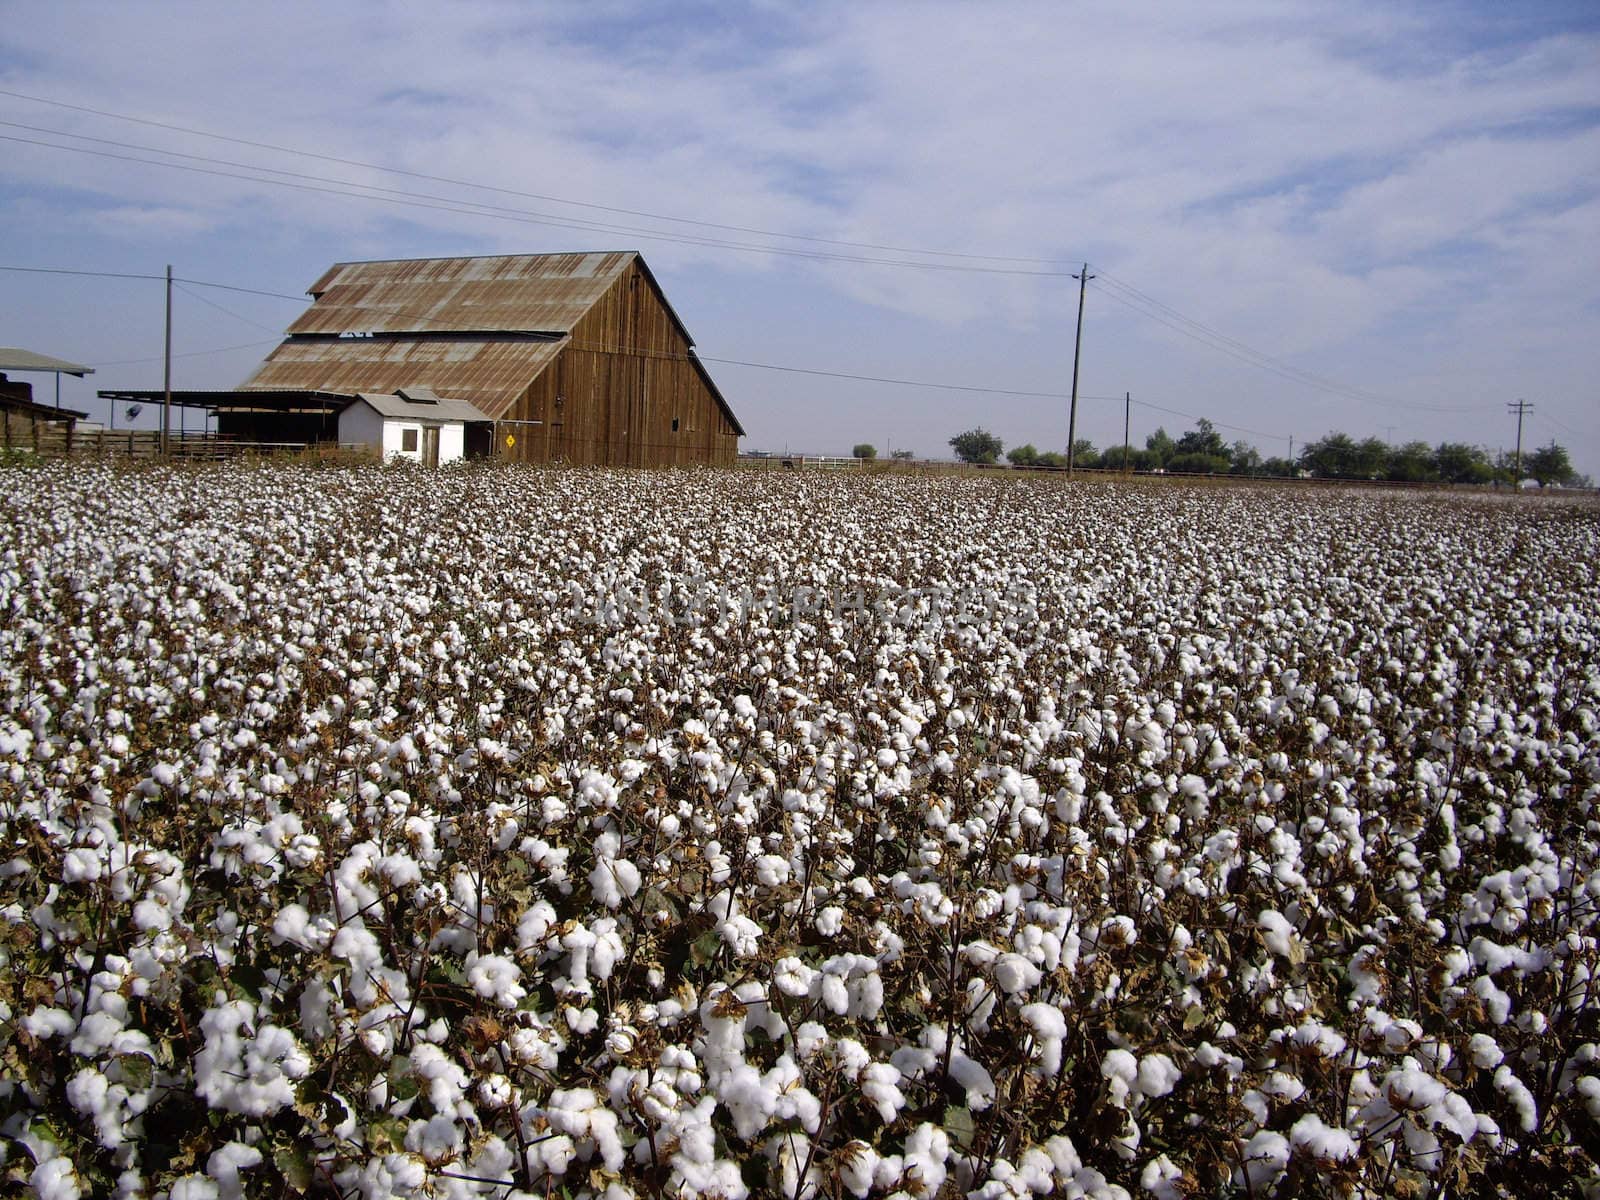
top-left (422, 426), bottom-right (440, 467)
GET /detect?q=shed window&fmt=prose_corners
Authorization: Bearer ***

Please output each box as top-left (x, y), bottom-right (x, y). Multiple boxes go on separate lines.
top-left (672, 417), bottom-right (680, 432)
top-left (401, 428), bottom-right (419, 452)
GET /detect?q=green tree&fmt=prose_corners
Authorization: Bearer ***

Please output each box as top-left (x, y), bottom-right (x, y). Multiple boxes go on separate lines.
top-left (890, 449), bottom-right (915, 460)
top-left (1071, 439), bottom-right (1100, 469)
top-left (1175, 419), bottom-right (1228, 462)
top-left (1167, 451), bottom-right (1230, 474)
top-left (1035, 450), bottom-right (1068, 468)
top-left (1434, 442), bottom-right (1494, 484)
top-left (1524, 442), bottom-right (1575, 485)
top-left (1386, 441), bottom-right (1436, 482)
top-left (1145, 426), bottom-right (1176, 467)
top-left (1301, 432), bottom-right (1361, 477)
top-left (1260, 456), bottom-right (1297, 477)
top-left (1007, 444), bottom-right (1040, 466)
top-left (852, 443), bottom-right (877, 460)
top-left (1354, 437), bottom-right (1390, 479)
top-left (1102, 443), bottom-right (1137, 471)
top-left (950, 428), bottom-right (1003, 464)
top-left (1229, 441), bottom-right (1262, 476)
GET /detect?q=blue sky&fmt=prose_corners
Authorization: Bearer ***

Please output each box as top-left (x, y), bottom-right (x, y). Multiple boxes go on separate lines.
top-left (2, 1), bottom-right (1596, 472)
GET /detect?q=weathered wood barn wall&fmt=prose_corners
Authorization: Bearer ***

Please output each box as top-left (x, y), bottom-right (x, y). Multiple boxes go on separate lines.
top-left (239, 252), bottom-right (741, 466)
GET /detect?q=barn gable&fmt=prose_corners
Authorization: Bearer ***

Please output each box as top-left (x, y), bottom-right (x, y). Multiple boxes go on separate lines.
top-left (239, 252), bottom-right (740, 466)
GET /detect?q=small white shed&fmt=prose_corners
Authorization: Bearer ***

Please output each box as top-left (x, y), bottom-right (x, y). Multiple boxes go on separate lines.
top-left (337, 388), bottom-right (493, 465)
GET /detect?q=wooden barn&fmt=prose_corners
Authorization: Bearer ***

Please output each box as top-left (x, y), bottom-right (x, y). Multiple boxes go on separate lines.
top-left (242, 251), bottom-right (741, 465)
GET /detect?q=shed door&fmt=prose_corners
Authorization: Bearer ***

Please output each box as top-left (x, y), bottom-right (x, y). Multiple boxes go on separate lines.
top-left (422, 426), bottom-right (440, 468)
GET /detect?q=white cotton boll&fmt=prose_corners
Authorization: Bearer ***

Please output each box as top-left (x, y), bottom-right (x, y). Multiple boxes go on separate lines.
top-left (1141, 1154), bottom-right (1184, 1200)
top-left (860, 1061), bottom-right (906, 1124)
top-left (754, 854), bottom-right (790, 887)
top-left (467, 954), bottom-right (526, 1009)
top-left (167, 1177), bottom-right (219, 1200)
top-left (1257, 910), bottom-right (1296, 958)
top-left (1289, 1114), bottom-right (1359, 1164)
top-left (1137, 1053), bottom-right (1181, 1100)
top-left (270, 903), bottom-right (331, 951)
top-left (1020, 1003), bottom-right (1067, 1076)
top-left (406, 1113), bottom-right (464, 1163)
top-left (1238, 1130), bottom-right (1289, 1190)
top-left (206, 1141), bottom-right (263, 1200)
top-left (1102, 1049), bottom-right (1138, 1107)
top-left (31, 1158), bottom-right (82, 1200)
top-left (516, 900), bottom-right (558, 951)
top-left (1469, 1033), bottom-right (1504, 1069)
top-left (1575, 1076), bottom-right (1600, 1121)
top-left (589, 856), bottom-right (642, 909)
top-left (1495, 1065), bottom-right (1538, 1132)
top-left (993, 952), bottom-right (1042, 995)
top-left (718, 914), bottom-right (763, 958)
top-left (478, 1073), bottom-right (513, 1109)
top-left (773, 956), bottom-right (816, 998)
top-left (948, 1051), bottom-right (996, 1111)
top-left (815, 906), bottom-right (845, 937)
top-left (22, 1007), bottom-right (77, 1040)
top-left (62, 847), bottom-right (104, 883)
top-left (901, 1123), bottom-right (951, 1195)
top-left (837, 1141), bottom-right (879, 1197)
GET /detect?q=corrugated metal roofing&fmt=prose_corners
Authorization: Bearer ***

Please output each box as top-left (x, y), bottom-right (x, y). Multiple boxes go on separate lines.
top-left (355, 393), bottom-right (493, 423)
top-left (242, 337), bottom-right (564, 420)
top-left (0, 348), bottom-right (95, 376)
top-left (233, 252), bottom-right (738, 434)
top-left (289, 252), bottom-right (639, 336)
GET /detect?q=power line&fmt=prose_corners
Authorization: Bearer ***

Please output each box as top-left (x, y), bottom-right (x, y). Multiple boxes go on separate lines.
top-left (0, 263), bottom-right (165, 282)
top-left (0, 94), bottom-right (1513, 422)
top-left (1090, 275), bottom-right (1476, 414)
top-left (0, 131), bottom-right (1078, 277)
top-left (1, 124), bottom-right (1462, 415)
top-left (173, 281), bottom-right (283, 333)
top-left (88, 340), bottom-right (280, 368)
top-left (0, 86), bottom-right (1083, 267)
top-left (1129, 397), bottom-right (1286, 444)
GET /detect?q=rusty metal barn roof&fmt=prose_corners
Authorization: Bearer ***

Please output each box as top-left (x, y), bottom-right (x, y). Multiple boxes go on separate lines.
top-left (286, 251), bottom-right (643, 336)
top-left (243, 337), bottom-right (564, 420)
top-left (229, 252), bottom-right (738, 432)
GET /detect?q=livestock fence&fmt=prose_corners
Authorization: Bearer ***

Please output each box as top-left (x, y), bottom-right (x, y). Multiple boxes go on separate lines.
top-left (0, 419), bottom-right (375, 463)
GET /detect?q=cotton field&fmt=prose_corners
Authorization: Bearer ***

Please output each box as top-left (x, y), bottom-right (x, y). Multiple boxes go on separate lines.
top-left (2, 462), bottom-right (1598, 1200)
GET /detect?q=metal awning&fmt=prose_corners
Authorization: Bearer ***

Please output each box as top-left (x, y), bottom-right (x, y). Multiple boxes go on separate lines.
top-left (0, 348), bottom-right (95, 377)
top-left (97, 388), bottom-right (356, 412)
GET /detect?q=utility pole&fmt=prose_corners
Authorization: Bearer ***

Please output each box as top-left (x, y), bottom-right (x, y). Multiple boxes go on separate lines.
top-left (1508, 399), bottom-right (1532, 482)
top-left (1067, 263), bottom-right (1094, 476)
top-left (162, 264), bottom-right (173, 456)
top-left (1122, 391), bottom-right (1131, 473)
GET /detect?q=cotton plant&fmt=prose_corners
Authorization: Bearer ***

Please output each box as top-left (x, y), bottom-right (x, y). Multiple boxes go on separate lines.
top-left (1, 461), bottom-right (1597, 1197)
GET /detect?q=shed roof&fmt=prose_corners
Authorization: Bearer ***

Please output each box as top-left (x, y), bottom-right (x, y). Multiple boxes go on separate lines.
top-left (355, 390), bottom-right (493, 423)
top-left (0, 392), bottom-right (89, 420)
top-left (0, 348), bottom-right (95, 376)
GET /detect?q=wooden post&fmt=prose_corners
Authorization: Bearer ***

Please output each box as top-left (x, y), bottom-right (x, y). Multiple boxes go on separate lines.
top-left (163, 264), bottom-right (173, 456)
top-left (1122, 391), bottom-right (1131, 474)
top-left (1067, 263), bottom-right (1094, 476)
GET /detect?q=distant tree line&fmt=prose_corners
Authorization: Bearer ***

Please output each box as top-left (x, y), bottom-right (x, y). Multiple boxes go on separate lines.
top-left (947, 421), bottom-right (1583, 486)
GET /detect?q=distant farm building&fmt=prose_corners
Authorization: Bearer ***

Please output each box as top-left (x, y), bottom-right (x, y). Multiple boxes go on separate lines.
top-left (337, 389), bottom-right (493, 466)
top-left (0, 349), bottom-right (94, 453)
top-left (101, 252), bottom-right (742, 466)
